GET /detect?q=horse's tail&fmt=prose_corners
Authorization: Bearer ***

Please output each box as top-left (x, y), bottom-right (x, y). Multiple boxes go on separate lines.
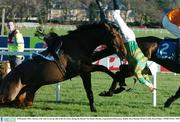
top-left (0, 61), bottom-right (11, 82)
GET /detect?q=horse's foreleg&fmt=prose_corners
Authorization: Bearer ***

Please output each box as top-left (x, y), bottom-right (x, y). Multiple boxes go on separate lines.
top-left (80, 73), bottom-right (96, 112)
top-left (164, 87), bottom-right (180, 107)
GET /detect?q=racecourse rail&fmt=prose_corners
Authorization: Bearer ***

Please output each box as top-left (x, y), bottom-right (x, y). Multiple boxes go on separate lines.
top-left (0, 47), bottom-right (157, 106)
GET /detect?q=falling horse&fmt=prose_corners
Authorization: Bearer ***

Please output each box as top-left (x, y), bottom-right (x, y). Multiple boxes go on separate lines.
top-left (97, 36), bottom-right (180, 107)
top-left (0, 22), bottom-right (127, 112)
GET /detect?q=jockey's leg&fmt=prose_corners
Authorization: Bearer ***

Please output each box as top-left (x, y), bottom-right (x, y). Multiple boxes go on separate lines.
top-left (162, 16), bottom-right (180, 38)
top-left (96, 0), bottom-right (107, 22)
top-left (113, 0), bottom-right (121, 10)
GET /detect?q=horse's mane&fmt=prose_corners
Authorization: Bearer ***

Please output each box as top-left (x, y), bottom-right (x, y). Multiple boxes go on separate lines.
top-left (67, 22), bottom-right (118, 35)
top-left (77, 22), bottom-right (106, 30)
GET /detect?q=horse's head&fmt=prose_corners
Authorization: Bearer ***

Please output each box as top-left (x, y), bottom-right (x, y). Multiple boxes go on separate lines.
top-left (75, 22), bottom-right (127, 59)
top-left (43, 32), bottom-right (60, 48)
top-left (101, 23), bottom-right (127, 59)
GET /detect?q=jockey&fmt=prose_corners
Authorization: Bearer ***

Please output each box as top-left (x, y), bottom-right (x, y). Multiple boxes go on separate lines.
top-left (96, 0), bottom-right (154, 92)
top-left (162, 8), bottom-right (180, 38)
top-left (7, 21), bottom-right (24, 69)
top-left (111, 0), bottom-right (155, 92)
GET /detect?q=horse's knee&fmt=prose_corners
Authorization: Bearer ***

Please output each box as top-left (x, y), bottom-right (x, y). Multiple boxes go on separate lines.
top-left (15, 94), bottom-right (33, 107)
top-left (19, 97), bottom-right (33, 107)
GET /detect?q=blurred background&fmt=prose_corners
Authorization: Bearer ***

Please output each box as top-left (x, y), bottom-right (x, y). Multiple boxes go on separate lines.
top-left (0, 0), bottom-right (179, 27)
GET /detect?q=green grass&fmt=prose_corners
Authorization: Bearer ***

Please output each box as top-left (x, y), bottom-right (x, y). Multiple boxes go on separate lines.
top-left (0, 73), bottom-right (179, 117)
top-left (18, 25), bottom-right (75, 37)
top-left (17, 25), bottom-right (175, 39)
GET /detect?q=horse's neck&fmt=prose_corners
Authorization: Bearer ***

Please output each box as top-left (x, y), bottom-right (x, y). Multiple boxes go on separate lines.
top-left (63, 31), bottom-right (104, 53)
top-left (136, 36), bottom-right (161, 60)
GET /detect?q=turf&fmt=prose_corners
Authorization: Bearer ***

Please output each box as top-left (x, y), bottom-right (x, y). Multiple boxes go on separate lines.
top-left (0, 73), bottom-right (179, 117)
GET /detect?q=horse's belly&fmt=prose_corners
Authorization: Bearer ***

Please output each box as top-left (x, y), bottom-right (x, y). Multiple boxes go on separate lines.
top-left (21, 61), bottom-right (65, 84)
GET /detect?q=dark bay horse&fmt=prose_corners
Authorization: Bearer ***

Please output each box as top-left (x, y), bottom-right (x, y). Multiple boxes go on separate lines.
top-left (0, 22), bottom-right (127, 112)
top-left (97, 36), bottom-right (180, 107)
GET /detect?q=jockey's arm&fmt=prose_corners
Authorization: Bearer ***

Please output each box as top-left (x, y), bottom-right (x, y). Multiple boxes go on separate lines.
top-left (134, 66), bottom-right (154, 92)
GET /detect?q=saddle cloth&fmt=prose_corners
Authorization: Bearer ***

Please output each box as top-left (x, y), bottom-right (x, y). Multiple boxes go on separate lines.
top-left (32, 53), bottom-right (55, 61)
top-left (156, 38), bottom-right (178, 61)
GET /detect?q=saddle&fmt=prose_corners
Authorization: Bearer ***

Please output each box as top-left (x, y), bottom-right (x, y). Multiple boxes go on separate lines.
top-left (32, 47), bottom-right (66, 76)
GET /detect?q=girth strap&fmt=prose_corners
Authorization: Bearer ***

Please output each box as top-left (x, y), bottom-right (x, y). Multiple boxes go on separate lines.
top-left (54, 51), bottom-right (66, 76)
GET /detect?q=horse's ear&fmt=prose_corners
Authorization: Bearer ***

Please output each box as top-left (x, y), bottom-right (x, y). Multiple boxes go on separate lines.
top-left (104, 23), bottom-right (112, 32)
top-left (104, 23), bottom-right (118, 36)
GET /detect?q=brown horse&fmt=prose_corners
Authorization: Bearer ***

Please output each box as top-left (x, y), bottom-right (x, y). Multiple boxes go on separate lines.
top-left (0, 22), bottom-right (127, 112)
top-left (97, 36), bottom-right (180, 107)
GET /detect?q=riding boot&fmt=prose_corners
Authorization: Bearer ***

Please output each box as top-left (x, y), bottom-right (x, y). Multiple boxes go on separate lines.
top-left (96, 0), bottom-right (107, 22)
top-left (113, 0), bottom-right (121, 10)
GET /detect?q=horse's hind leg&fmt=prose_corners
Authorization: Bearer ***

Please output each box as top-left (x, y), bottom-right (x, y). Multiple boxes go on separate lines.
top-left (0, 79), bottom-right (24, 104)
top-left (164, 87), bottom-right (180, 107)
top-left (80, 73), bottom-right (96, 112)
top-left (14, 85), bottom-right (41, 107)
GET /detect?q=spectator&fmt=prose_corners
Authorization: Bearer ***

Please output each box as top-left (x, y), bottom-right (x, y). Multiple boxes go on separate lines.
top-left (7, 21), bottom-right (24, 69)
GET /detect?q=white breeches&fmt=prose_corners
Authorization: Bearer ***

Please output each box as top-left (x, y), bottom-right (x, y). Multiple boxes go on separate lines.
top-left (162, 16), bottom-right (180, 38)
top-left (112, 10), bottom-right (135, 43)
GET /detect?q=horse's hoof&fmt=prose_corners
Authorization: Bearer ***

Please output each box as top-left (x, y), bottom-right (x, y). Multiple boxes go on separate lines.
top-left (90, 106), bottom-right (97, 112)
top-left (91, 108), bottom-right (97, 112)
top-left (113, 87), bottom-right (125, 94)
top-left (99, 91), bottom-right (113, 97)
